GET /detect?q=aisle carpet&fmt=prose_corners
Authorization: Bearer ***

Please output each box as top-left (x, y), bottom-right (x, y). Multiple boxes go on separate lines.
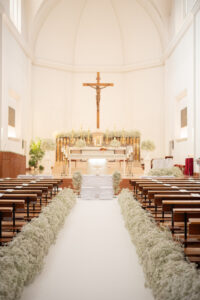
top-left (21, 199), bottom-right (154, 300)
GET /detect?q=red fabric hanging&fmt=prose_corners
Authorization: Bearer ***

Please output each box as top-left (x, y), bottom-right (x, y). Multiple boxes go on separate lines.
top-left (184, 158), bottom-right (193, 176)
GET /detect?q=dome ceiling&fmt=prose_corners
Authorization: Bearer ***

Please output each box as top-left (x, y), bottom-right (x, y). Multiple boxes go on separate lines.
top-left (29, 0), bottom-right (172, 67)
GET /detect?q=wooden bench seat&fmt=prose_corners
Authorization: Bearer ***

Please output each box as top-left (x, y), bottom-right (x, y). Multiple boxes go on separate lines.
top-left (0, 207), bottom-right (13, 241)
top-left (0, 194), bottom-right (37, 220)
top-left (172, 209), bottom-right (200, 244)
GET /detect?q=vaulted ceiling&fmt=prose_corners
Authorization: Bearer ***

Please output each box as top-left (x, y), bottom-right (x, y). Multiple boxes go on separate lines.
top-left (27, 0), bottom-right (172, 49)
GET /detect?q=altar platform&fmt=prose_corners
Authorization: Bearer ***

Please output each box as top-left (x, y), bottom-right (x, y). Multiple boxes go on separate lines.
top-left (53, 160), bottom-right (144, 178)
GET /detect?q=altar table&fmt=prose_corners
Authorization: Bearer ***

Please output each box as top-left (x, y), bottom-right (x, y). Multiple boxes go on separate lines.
top-left (68, 147), bottom-right (129, 176)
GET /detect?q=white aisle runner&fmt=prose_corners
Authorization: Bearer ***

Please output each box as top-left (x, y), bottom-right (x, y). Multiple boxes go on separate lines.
top-left (81, 175), bottom-right (113, 200)
top-left (21, 200), bottom-right (154, 300)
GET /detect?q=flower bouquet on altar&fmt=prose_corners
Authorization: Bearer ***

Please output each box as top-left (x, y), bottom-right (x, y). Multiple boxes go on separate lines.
top-left (110, 138), bottom-right (121, 148)
top-left (75, 138), bottom-right (86, 148)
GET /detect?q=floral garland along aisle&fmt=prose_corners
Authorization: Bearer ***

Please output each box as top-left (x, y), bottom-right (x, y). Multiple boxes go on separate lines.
top-left (0, 188), bottom-right (76, 300)
top-left (118, 189), bottom-right (200, 300)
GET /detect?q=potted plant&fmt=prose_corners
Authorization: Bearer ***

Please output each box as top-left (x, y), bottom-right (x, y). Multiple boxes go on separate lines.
top-left (29, 139), bottom-right (45, 171)
top-left (29, 157), bottom-right (37, 173)
top-left (39, 165), bottom-right (44, 174)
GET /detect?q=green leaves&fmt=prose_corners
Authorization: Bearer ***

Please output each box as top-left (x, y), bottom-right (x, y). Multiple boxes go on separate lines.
top-left (29, 139), bottom-right (45, 168)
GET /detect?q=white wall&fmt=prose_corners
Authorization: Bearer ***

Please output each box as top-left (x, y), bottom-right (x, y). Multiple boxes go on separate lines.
top-left (164, 1), bottom-right (200, 169)
top-left (164, 25), bottom-right (194, 164)
top-left (194, 8), bottom-right (200, 170)
top-left (0, 21), bottom-right (32, 158)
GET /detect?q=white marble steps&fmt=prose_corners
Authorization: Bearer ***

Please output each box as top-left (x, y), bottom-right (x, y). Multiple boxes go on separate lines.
top-left (81, 175), bottom-right (113, 200)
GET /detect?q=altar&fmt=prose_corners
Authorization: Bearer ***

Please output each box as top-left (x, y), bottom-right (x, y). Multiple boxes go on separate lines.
top-left (55, 129), bottom-right (141, 177)
top-left (67, 147), bottom-right (129, 176)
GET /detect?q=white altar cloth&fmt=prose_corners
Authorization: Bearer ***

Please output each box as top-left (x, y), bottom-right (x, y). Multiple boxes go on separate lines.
top-left (81, 175), bottom-right (113, 200)
top-left (67, 147), bottom-right (128, 176)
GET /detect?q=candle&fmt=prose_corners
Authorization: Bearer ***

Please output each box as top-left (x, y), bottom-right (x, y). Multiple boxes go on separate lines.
top-left (114, 125), bottom-right (116, 137)
top-left (80, 126), bottom-right (83, 139)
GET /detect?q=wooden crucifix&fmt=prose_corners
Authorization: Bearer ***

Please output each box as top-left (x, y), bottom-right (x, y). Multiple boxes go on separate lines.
top-left (83, 72), bottom-right (114, 129)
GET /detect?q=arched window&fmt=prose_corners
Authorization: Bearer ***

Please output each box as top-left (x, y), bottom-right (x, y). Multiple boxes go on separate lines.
top-left (10, 0), bottom-right (21, 33)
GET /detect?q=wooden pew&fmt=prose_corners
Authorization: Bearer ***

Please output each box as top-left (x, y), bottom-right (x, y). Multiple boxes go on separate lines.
top-left (172, 208), bottom-right (200, 245)
top-left (0, 178), bottom-right (62, 245)
top-left (0, 184), bottom-right (50, 202)
top-left (0, 207), bottom-right (14, 244)
top-left (131, 179), bottom-right (200, 195)
top-left (0, 199), bottom-right (25, 227)
top-left (154, 194), bottom-right (200, 216)
top-left (162, 201), bottom-right (200, 224)
top-left (189, 218), bottom-right (200, 235)
top-left (0, 194), bottom-right (37, 220)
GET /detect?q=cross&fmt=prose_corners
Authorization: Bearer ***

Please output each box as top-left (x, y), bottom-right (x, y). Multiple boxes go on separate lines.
top-left (83, 72), bottom-right (114, 129)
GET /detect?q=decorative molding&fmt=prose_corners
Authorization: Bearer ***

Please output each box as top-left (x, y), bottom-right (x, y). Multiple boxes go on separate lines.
top-left (165, 13), bottom-right (194, 60)
top-left (176, 89), bottom-right (187, 102)
top-left (30, 0), bottom-right (61, 50)
top-left (192, 0), bottom-right (200, 16)
top-left (8, 137), bottom-right (21, 142)
top-left (176, 138), bottom-right (188, 143)
top-left (8, 89), bottom-right (20, 101)
top-left (2, 13), bottom-right (32, 60)
top-left (110, 0), bottom-right (125, 65)
top-left (72, 0), bottom-right (87, 65)
top-left (33, 56), bottom-right (164, 73)
top-left (136, 0), bottom-right (167, 50)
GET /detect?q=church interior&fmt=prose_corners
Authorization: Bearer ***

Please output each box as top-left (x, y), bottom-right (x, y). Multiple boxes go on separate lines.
top-left (1, 1), bottom-right (200, 300)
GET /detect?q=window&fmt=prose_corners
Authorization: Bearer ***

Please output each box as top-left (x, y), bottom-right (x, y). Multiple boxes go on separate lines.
top-left (10, 0), bottom-right (21, 33)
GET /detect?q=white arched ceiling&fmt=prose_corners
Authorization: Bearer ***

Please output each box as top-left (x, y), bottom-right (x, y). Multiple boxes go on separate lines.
top-left (73, 0), bottom-right (124, 66)
top-left (31, 0), bottom-right (169, 49)
top-left (33, 0), bottom-right (166, 67)
top-left (35, 0), bottom-right (87, 64)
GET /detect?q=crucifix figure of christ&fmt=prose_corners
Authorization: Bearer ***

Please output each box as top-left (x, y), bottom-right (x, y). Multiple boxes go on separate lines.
top-left (83, 72), bottom-right (114, 129)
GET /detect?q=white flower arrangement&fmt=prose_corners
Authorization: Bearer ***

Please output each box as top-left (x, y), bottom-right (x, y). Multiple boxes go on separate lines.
top-left (141, 140), bottom-right (155, 152)
top-left (118, 189), bottom-right (200, 300)
top-left (75, 138), bottom-right (86, 148)
top-left (148, 166), bottom-right (183, 177)
top-left (110, 138), bottom-right (121, 147)
top-left (112, 171), bottom-right (121, 194)
top-left (56, 130), bottom-right (141, 139)
top-left (0, 188), bottom-right (76, 300)
top-left (72, 172), bottom-right (82, 193)
top-left (41, 139), bottom-right (56, 151)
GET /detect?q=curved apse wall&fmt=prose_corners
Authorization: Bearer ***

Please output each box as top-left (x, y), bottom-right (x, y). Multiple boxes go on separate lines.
top-left (32, 0), bottom-right (164, 158)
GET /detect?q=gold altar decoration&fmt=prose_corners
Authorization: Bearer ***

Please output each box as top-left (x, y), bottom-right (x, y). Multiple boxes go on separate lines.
top-left (56, 130), bottom-right (141, 162)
